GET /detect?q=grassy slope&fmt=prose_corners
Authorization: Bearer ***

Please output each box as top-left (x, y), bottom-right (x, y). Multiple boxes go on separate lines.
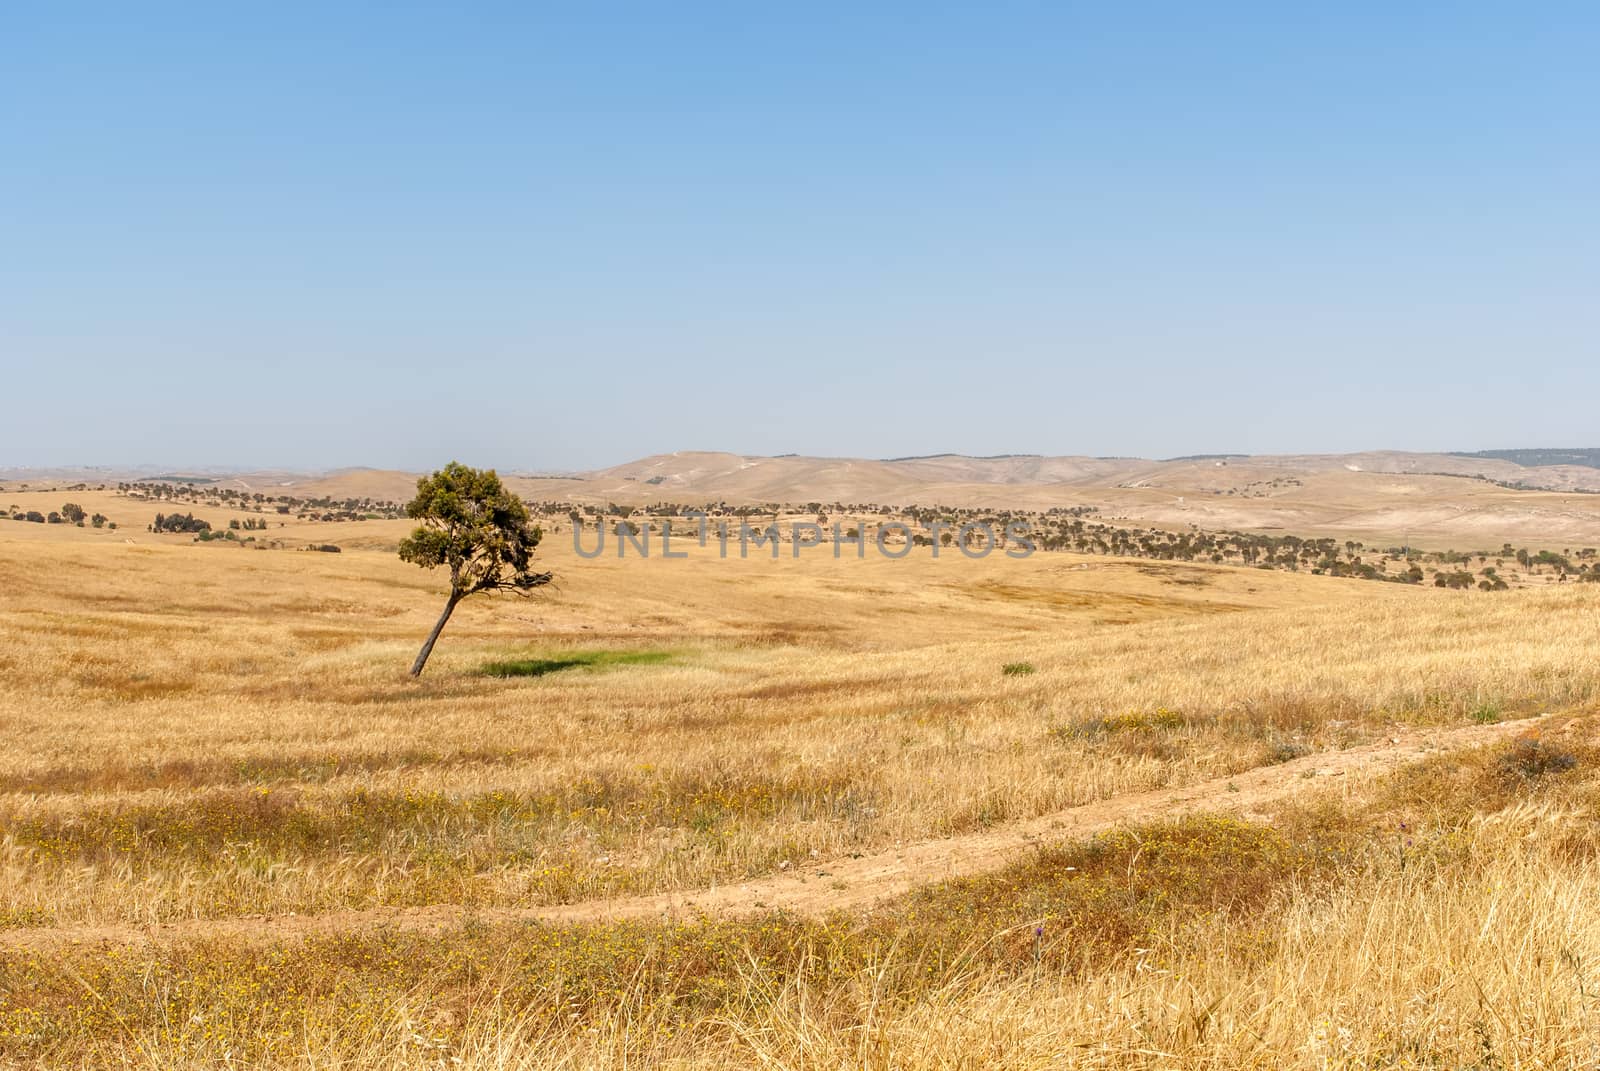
top-left (2, 506), bottom-right (1600, 1065)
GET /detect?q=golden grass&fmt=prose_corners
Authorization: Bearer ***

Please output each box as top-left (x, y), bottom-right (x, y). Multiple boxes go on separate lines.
top-left (4, 535), bottom-right (1596, 926)
top-left (3, 511), bottom-right (1600, 1064)
top-left (2, 734), bottom-right (1598, 1067)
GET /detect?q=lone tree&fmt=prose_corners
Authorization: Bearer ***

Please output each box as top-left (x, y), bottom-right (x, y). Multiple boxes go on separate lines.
top-left (399, 462), bottom-right (552, 676)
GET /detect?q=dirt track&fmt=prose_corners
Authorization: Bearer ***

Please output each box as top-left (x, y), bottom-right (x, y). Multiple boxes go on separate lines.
top-left (0, 716), bottom-right (1553, 951)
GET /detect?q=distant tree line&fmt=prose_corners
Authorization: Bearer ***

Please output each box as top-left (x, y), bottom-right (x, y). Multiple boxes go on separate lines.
top-left (151, 512), bottom-right (211, 534)
top-left (547, 498), bottom-right (1600, 592)
top-left (1, 501), bottom-right (115, 529)
top-left (118, 481), bottom-right (406, 522)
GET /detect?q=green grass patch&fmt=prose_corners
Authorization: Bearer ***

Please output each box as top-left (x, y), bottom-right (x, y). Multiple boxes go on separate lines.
top-left (1001, 661), bottom-right (1035, 676)
top-left (479, 649), bottom-right (673, 678)
top-left (1470, 701), bottom-right (1502, 724)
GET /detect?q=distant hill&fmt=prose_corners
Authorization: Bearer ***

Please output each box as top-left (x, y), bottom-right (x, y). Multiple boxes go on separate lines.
top-left (12, 450), bottom-right (1600, 503)
top-left (1450, 449), bottom-right (1600, 470)
top-left (881, 452), bottom-right (1044, 463)
top-left (15, 451), bottom-right (1600, 547)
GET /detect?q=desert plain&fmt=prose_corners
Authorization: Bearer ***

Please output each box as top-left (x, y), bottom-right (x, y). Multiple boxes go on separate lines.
top-left (2, 452), bottom-right (1600, 1067)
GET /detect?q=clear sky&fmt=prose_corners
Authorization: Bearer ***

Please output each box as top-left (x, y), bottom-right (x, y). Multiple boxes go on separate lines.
top-left (3, 3), bottom-right (1597, 471)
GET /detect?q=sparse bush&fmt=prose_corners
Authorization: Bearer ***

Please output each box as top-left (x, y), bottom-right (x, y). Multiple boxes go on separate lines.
top-left (1002, 661), bottom-right (1035, 676)
top-left (152, 512), bottom-right (211, 534)
top-left (1496, 737), bottom-right (1578, 788)
top-left (1266, 738), bottom-right (1312, 763)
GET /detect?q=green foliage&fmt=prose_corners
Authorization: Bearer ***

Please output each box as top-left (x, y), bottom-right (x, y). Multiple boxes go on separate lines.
top-left (1470, 702), bottom-right (1502, 724)
top-left (399, 462), bottom-right (554, 675)
top-left (152, 512), bottom-right (211, 534)
top-left (399, 461), bottom-right (551, 599)
top-left (481, 649), bottom-right (672, 677)
top-left (1534, 549), bottom-right (1572, 571)
top-left (1001, 661), bottom-right (1035, 676)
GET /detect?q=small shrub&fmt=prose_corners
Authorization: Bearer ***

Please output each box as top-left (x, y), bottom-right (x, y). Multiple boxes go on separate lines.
top-left (1470, 702), bottom-right (1502, 724)
top-left (1496, 737), bottom-right (1578, 788)
top-left (1001, 662), bottom-right (1035, 676)
top-left (1266, 739), bottom-right (1312, 764)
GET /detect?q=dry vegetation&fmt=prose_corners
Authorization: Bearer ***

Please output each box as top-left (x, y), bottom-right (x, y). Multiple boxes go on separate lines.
top-left (2, 483), bottom-right (1600, 1066)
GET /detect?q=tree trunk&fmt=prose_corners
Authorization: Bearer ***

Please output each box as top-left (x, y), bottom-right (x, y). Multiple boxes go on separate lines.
top-left (410, 592), bottom-right (462, 677)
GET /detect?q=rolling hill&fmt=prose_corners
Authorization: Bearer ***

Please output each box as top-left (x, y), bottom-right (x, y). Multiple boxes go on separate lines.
top-left (12, 449), bottom-right (1600, 547)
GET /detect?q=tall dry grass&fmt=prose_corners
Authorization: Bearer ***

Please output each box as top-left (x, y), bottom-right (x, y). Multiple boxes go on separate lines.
top-left (1, 536), bottom-right (1599, 925)
top-left (4, 522), bottom-right (1600, 1065)
top-left (6, 735), bottom-right (1598, 1068)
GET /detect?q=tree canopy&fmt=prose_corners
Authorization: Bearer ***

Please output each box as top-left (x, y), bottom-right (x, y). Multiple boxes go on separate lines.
top-left (399, 462), bottom-right (552, 676)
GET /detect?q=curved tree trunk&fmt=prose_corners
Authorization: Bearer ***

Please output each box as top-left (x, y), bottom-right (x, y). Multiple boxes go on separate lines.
top-left (410, 592), bottom-right (462, 677)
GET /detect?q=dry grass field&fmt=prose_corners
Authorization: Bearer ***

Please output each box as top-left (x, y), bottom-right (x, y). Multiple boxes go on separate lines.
top-left (4, 482), bottom-right (1600, 1066)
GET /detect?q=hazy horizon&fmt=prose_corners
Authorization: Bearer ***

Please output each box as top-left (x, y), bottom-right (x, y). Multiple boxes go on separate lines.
top-left (8, 443), bottom-right (1600, 480)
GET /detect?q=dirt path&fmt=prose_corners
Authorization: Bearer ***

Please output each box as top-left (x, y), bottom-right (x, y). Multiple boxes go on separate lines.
top-left (0, 716), bottom-right (1553, 951)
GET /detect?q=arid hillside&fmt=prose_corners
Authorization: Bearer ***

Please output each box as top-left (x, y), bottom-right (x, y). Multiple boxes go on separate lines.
top-left (17, 446), bottom-right (1600, 548)
top-left (538, 451), bottom-right (1600, 547)
top-left (3, 488), bottom-right (1600, 1066)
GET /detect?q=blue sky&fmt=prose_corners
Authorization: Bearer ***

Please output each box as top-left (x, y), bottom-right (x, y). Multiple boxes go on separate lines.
top-left (3, 3), bottom-right (1597, 471)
